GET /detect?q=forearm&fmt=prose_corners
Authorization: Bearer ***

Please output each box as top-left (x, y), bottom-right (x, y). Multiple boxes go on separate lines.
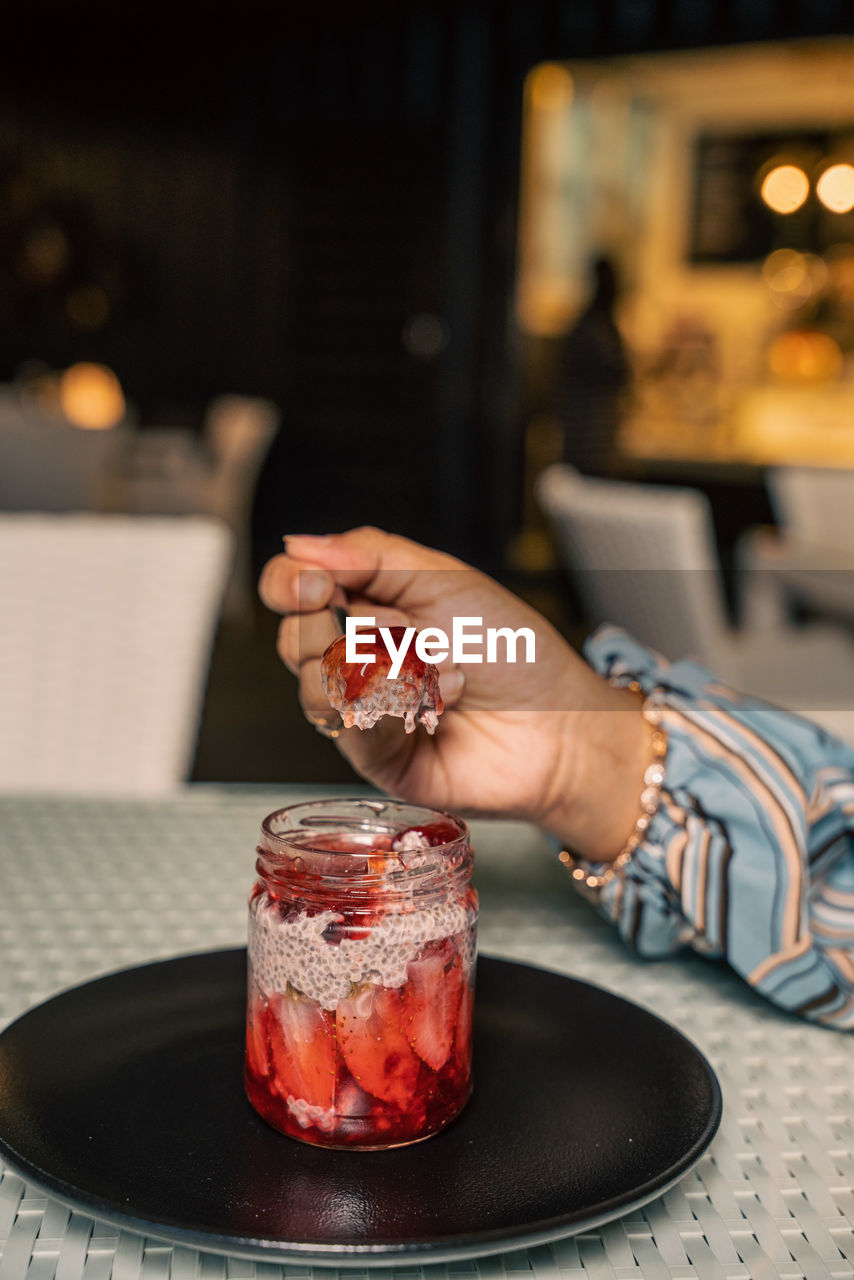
top-left (571, 625), bottom-right (854, 1029)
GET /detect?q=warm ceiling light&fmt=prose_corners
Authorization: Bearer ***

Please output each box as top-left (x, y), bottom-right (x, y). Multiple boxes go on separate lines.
top-left (59, 363), bottom-right (126, 430)
top-left (816, 163), bottom-right (854, 214)
top-left (760, 164), bottom-right (809, 214)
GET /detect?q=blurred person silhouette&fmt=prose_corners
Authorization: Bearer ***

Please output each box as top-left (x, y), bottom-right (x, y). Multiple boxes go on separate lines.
top-left (260, 526), bottom-right (854, 1032)
top-left (552, 255), bottom-right (631, 475)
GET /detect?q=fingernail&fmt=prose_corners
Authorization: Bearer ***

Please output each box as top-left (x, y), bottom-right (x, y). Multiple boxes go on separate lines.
top-left (284, 533), bottom-right (332, 546)
top-left (298, 569), bottom-right (333, 607)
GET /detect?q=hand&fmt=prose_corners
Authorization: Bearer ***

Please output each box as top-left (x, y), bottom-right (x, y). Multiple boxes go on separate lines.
top-left (259, 527), bottom-right (651, 860)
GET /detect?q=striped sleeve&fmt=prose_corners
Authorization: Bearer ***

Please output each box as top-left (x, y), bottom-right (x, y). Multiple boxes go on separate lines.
top-left (579, 625), bottom-right (854, 1030)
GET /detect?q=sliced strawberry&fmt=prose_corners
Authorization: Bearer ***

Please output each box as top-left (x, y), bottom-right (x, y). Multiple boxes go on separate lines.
top-left (454, 978), bottom-right (475, 1071)
top-left (401, 945), bottom-right (464, 1072)
top-left (246, 993), bottom-right (271, 1079)
top-left (268, 990), bottom-right (337, 1109)
top-left (336, 983), bottom-right (420, 1110)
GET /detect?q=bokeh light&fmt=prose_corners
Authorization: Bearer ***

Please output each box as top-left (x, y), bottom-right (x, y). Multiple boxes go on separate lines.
top-left (816, 163), bottom-right (854, 214)
top-left (760, 164), bottom-right (810, 214)
top-left (767, 330), bottom-right (843, 383)
top-left (761, 249), bottom-right (828, 310)
top-left (59, 363), bottom-right (126, 430)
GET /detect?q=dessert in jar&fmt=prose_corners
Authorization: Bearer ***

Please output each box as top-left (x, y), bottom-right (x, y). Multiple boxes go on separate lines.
top-left (245, 798), bottom-right (478, 1149)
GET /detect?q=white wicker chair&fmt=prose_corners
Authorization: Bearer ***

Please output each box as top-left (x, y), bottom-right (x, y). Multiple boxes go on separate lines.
top-left (737, 465), bottom-right (854, 627)
top-left (769, 464), bottom-right (854, 550)
top-left (0, 514), bottom-right (233, 795)
top-left (536, 463), bottom-right (854, 743)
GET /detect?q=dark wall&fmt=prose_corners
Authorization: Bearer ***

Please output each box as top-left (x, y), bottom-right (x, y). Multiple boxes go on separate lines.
top-left (3, 1), bottom-right (853, 566)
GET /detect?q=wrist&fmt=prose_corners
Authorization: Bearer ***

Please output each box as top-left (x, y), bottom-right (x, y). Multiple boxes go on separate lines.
top-left (538, 678), bottom-right (658, 862)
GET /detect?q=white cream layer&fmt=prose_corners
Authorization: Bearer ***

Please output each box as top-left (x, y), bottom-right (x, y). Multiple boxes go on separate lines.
top-left (249, 894), bottom-right (473, 1011)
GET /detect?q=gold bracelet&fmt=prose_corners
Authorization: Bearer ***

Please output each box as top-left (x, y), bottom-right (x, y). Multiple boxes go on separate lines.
top-left (558, 684), bottom-right (667, 890)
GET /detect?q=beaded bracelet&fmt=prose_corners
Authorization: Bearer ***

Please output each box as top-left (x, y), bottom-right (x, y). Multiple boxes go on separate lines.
top-left (558, 683), bottom-right (668, 891)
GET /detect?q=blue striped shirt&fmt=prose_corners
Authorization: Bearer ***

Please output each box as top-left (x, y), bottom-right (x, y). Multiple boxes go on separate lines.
top-left (579, 625), bottom-right (854, 1030)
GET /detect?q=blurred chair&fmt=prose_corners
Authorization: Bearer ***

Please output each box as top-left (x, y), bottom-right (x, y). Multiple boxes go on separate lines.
top-left (536, 463), bottom-right (854, 743)
top-left (0, 390), bottom-right (129, 512)
top-left (740, 466), bottom-right (854, 629)
top-left (201, 395), bottom-right (280, 616)
top-left (769, 465), bottom-right (854, 549)
top-left (0, 514), bottom-right (233, 795)
top-left (113, 396), bottom-right (279, 622)
top-left (118, 397), bottom-right (279, 618)
top-left (115, 427), bottom-right (207, 516)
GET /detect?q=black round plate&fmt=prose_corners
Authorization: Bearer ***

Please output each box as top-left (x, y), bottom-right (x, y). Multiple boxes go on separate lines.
top-left (0, 950), bottom-right (721, 1266)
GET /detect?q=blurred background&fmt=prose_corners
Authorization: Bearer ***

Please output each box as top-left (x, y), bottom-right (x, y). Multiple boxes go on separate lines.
top-left (4, 0), bottom-right (854, 791)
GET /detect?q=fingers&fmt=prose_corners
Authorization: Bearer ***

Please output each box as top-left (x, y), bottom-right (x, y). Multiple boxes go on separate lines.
top-left (287, 527), bottom-right (461, 579)
top-left (276, 609), bottom-right (343, 730)
top-left (276, 610), bottom-right (339, 675)
top-left (261, 523), bottom-right (570, 734)
top-left (259, 527), bottom-right (463, 616)
top-left (439, 667), bottom-right (466, 710)
top-left (263, 528), bottom-right (463, 741)
top-left (299, 660), bottom-right (334, 725)
top-left (259, 557), bottom-right (337, 616)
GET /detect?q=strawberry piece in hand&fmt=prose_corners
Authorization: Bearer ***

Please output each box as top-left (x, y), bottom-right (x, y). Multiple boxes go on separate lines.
top-left (320, 628), bottom-right (443, 734)
top-left (401, 945), bottom-right (464, 1072)
top-left (268, 991), bottom-right (337, 1109)
top-left (336, 983), bottom-right (420, 1109)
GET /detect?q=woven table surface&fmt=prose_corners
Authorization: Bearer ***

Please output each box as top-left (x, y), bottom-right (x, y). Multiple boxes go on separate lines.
top-left (0, 786), bottom-right (852, 1280)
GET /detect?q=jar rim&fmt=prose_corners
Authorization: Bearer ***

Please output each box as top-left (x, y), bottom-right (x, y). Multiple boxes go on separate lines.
top-left (260, 796), bottom-right (469, 855)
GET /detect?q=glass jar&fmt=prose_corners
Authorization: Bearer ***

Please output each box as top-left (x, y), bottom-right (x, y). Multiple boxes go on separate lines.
top-left (245, 798), bottom-right (478, 1149)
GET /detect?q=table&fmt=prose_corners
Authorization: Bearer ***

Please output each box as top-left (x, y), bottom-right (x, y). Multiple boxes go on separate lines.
top-left (0, 786), bottom-right (852, 1279)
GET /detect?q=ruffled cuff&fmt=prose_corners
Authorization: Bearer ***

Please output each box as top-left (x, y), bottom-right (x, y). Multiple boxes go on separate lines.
top-left (572, 625), bottom-right (854, 1029)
